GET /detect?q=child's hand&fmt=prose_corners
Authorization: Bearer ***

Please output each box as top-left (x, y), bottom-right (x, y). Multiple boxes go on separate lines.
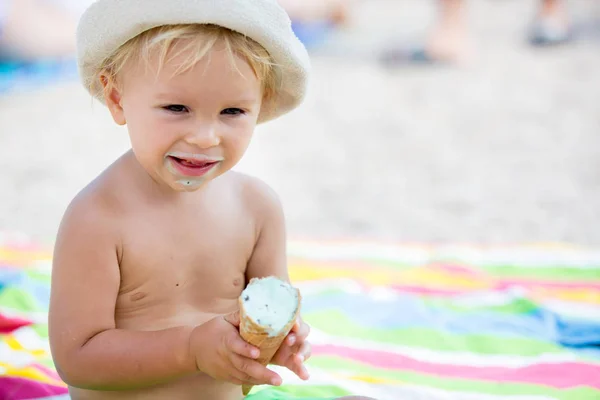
top-left (190, 312), bottom-right (282, 387)
top-left (271, 317), bottom-right (311, 380)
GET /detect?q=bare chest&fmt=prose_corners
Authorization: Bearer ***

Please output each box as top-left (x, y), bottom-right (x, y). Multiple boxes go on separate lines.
top-left (113, 203), bottom-right (256, 328)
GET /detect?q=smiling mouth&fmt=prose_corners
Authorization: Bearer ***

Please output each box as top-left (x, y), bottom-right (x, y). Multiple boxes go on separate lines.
top-left (170, 156), bottom-right (217, 169)
top-left (167, 156), bottom-right (221, 177)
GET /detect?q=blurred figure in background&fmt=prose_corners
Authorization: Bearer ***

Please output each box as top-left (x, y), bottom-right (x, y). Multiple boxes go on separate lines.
top-left (278, 0), bottom-right (349, 25)
top-left (382, 0), bottom-right (571, 65)
top-left (278, 0), bottom-right (350, 48)
top-left (0, 0), bottom-right (74, 61)
top-left (0, 0), bottom-right (91, 61)
top-left (0, 0), bottom-right (95, 94)
top-left (276, 0), bottom-right (574, 63)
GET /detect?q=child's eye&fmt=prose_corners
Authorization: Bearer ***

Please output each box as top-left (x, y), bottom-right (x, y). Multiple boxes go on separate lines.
top-left (163, 105), bottom-right (189, 113)
top-left (221, 108), bottom-right (245, 116)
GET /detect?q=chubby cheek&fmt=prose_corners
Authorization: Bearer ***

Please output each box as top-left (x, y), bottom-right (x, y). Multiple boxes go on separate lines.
top-left (127, 115), bottom-right (175, 165)
top-left (224, 128), bottom-right (254, 165)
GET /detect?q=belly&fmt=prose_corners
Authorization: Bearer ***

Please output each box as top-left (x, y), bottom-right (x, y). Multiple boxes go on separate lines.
top-left (69, 373), bottom-right (244, 400)
top-left (72, 306), bottom-right (245, 400)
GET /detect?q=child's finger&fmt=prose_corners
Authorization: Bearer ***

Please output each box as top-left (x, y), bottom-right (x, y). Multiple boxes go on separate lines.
top-left (292, 318), bottom-right (301, 331)
top-left (295, 321), bottom-right (310, 339)
top-left (288, 355), bottom-right (310, 381)
top-left (295, 363), bottom-right (310, 381)
top-left (296, 341), bottom-right (312, 362)
top-left (223, 310), bottom-right (241, 328)
top-left (284, 341), bottom-right (311, 380)
top-left (225, 332), bottom-right (260, 359)
top-left (287, 333), bottom-right (296, 346)
top-left (229, 354), bottom-right (282, 386)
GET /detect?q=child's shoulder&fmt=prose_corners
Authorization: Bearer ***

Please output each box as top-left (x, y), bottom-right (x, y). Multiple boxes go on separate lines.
top-left (52, 184), bottom-right (120, 262)
top-left (228, 170), bottom-right (281, 202)
top-left (58, 181), bottom-right (119, 236)
top-left (58, 161), bottom-right (129, 238)
top-left (226, 171), bottom-right (283, 214)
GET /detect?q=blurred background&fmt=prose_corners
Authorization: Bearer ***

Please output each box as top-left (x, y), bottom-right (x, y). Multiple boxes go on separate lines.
top-left (1, 0), bottom-right (599, 246)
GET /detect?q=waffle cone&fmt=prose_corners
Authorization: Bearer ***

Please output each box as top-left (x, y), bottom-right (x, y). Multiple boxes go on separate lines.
top-left (238, 279), bottom-right (301, 396)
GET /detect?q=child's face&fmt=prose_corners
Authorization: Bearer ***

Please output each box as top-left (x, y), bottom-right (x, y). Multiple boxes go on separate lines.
top-left (104, 41), bottom-right (263, 192)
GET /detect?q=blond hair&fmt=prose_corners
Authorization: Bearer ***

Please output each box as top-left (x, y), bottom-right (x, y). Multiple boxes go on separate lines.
top-left (93, 24), bottom-right (280, 103)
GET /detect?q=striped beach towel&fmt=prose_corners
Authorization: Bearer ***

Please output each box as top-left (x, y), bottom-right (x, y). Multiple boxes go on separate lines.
top-left (1, 235), bottom-right (599, 399)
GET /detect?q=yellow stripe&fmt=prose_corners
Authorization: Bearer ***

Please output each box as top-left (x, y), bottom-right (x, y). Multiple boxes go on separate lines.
top-left (289, 265), bottom-right (492, 290)
top-left (0, 248), bottom-right (51, 266)
top-left (535, 287), bottom-right (600, 305)
top-left (350, 375), bottom-right (398, 384)
top-left (5, 335), bottom-right (48, 357)
top-left (400, 268), bottom-right (491, 290)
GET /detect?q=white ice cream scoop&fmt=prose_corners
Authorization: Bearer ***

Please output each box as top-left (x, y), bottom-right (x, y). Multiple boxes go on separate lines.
top-left (238, 276), bottom-right (301, 395)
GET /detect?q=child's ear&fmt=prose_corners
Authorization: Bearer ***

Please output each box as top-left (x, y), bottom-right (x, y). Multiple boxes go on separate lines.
top-left (100, 74), bottom-right (126, 126)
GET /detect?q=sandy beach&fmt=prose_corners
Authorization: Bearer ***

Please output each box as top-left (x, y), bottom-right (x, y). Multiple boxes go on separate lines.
top-left (1, 0), bottom-right (599, 246)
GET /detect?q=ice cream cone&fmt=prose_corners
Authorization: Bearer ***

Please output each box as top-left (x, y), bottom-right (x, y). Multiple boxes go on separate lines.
top-left (238, 277), bottom-right (301, 396)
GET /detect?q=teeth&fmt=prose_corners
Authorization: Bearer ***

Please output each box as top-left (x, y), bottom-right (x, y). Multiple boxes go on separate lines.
top-left (182, 159), bottom-right (207, 167)
top-left (171, 156), bottom-right (216, 168)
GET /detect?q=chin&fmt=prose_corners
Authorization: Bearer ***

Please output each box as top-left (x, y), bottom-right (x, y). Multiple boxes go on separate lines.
top-left (173, 178), bottom-right (208, 192)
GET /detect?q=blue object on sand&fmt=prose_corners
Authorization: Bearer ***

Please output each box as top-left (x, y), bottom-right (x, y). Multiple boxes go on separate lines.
top-left (291, 20), bottom-right (335, 49)
top-left (0, 58), bottom-right (78, 95)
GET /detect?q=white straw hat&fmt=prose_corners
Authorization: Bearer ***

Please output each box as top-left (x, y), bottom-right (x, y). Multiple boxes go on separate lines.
top-left (76, 0), bottom-right (311, 123)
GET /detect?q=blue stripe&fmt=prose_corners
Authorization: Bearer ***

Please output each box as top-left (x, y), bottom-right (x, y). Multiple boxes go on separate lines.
top-left (302, 292), bottom-right (600, 355)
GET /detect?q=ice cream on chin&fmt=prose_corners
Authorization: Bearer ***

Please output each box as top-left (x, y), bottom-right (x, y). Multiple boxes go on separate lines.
top-left (238, 276), bottom-right (301, 395)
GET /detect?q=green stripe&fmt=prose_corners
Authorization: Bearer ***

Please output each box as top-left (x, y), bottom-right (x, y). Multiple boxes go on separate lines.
top-left (304, 310), bottom-right (563, 356)
top-left (26, 269), bottom-right (52, 284)
top-left (309, 356), bottom-right (600, 400)
top-left (32, 323), bottom-right (49, 338)
top-left (367, 259), bottom-right (600, 281)
top-left (482, 265), bottom-right (600, 281)
top-left (249, 385), bottom-right (351, 398)
top-left (0, 287), bottom-right (43, 312)
top-left (37, 356), bottom-right (57, 370)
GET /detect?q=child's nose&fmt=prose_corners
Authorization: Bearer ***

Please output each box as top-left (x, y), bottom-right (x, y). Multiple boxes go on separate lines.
top-left (185, 124), bottom-right (220, 148)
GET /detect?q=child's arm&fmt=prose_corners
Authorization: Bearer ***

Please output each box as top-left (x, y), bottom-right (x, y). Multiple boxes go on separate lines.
top-left (244, 178), bottom-right (289, 284)
top-left (243, 177), bottom-right (311, 380)
top-left (49, 195), bottom-right (276, 391)
top-left (49, 196), bottom-right (196, 390)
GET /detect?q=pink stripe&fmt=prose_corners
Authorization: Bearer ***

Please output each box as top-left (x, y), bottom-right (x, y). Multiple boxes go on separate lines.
top-left (390, 285), bottom-right (465, 296)
top-left (431, 264), bottom-right (485, 276)
top-left (496, 279), bottom-right (600, 291)
top-left (34, 363), bottom-right (66, 382)
top-left (0, 377), bottom-right (68, 400)
top-left (313, 344), bottom-right (600, 389)
top-left (290, 259), bottom-right (377, 270)
top-left (0, 314), bottom-right (33, 333)
top-left (392, 283), bottom-right (600, 298)
top-left (391, 281), bottom-right (600, 298)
